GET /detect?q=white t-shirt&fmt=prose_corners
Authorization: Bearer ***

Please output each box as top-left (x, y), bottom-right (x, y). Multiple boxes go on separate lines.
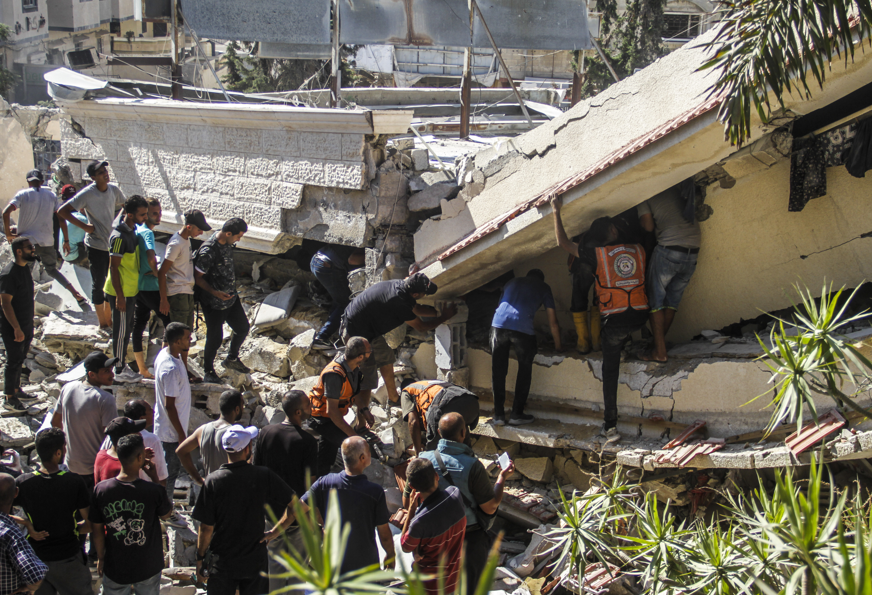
top-left (164, 232), bottom-right (194, 295)
top-left (99, 429), bottom-right (169, 482)
top-left (153, 347), bottom-right (192, 443)
top-left (63, 182), bottom-right (126, 251)
top-left (9, 187), bottom-right (59, 247)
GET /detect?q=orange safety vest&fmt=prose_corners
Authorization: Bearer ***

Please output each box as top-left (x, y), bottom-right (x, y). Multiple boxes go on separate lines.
top-left (594, 244), bottom-right (649, 315)
top-left (309, 361), bottom-right (356, 418)
top-left (404, 381), bottom-right (448, 420)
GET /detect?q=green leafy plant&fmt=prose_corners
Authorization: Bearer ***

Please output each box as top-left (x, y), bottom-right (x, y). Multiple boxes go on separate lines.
top-left (700, 0), bottom-right (872, 146)
top-left (0, 24), bottom-right (19, 99)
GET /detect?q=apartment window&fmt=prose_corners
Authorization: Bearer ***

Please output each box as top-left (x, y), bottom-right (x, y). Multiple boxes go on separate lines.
top-left (22, 0), bottom-right (37, 13)
top-left (152, 22), bottom-right (168, 36)
top-left (109, 21), bottom-right (120, 34)
top-left (662, 13), bottom-right (701, 41)
top-left (32, 138), bottom-right (61, 178)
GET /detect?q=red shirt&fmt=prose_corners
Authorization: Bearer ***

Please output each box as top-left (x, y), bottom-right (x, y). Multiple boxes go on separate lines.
top-left (401, 486), bottom-right (467, 595)
top-left (93, 450), bottom-right (122, 484)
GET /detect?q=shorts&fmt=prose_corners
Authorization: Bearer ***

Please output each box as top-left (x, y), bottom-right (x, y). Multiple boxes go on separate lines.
top-left (168, 293), bottom-right (195, 327)
top-left (647, 245), bottom-right (698, 312)
top-left (358, 335), bottom-right (395, 391)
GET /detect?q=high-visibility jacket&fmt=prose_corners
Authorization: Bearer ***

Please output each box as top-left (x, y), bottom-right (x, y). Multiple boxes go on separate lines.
top-left (309, 361), bottom-right (356, 418)
top-left (404, 380), bottom-right (449, 420)
top-left (594, 244), bottom-right (649, 315)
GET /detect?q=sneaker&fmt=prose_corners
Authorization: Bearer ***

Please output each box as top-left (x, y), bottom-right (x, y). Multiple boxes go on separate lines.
top-left (222, 357), bottom-right (250, 373)
top-left (492, 415), bottom-right (506, 427)
top-left (162, 510), bottom-right (188, 529)
top-left (311, 338), bottom-right (333, 350)
top-left (97, 327), bottom-right (112, 339)
top-left (203, 371), bottom-right (222, 384)
top-left (2, 396), bottom-right (25, 412)
top-left (601, 426), bottom-right (621, 445)
top-left (509, 413), bottom-right (536, 426)
top-left (113, 365), bottom-right (142, 383)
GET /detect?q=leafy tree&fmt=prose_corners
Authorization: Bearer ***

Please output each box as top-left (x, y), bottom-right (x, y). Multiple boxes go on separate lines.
top-left (220, 41), bottom-right (329, 94)
top-left (578, 0), bottom-right (667, 98)
top-left (701, 0), bottom-right (872, 146)
top-left (0, 24), bottom-right (19, 100)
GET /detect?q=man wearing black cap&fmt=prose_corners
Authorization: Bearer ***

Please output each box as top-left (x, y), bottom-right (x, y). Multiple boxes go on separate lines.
top-left (4, 169), bottom-right (86, 305)
top-left (58, 160), bottom-right (127, 332)
top-left (341, 273), bottom-right (457, 409)
top-left (0, 237), bottom-right (36, 411)
top-left (193, 218), bottom-right (250, 384)
top-left (158, 209), bottom-right (210, 377)
top-left (94, 417), bottom-right (161, 484)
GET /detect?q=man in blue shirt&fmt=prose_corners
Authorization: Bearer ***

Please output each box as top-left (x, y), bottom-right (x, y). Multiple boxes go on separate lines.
top-left (490, 270), bottom-right (562, 425)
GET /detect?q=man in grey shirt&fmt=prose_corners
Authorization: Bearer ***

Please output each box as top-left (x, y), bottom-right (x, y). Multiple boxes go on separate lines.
top-left (637, 185), bottom-right (701, 362)
top-left (58, 160), bottom-right (126, 333)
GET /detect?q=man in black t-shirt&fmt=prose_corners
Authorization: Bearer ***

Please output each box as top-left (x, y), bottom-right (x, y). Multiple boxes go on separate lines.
top-left (251, 390), bottom-right (318, 592)
top-left (90, 433), bottom-right (172, 593)
top-left (341, 273), bottom-right (456, 412)
top-left (193, 425), bottom-right (304, 595)
top-left (0, 237), bottom-right (36, 411)
top-left (14, 428), bottom-right (91, 595)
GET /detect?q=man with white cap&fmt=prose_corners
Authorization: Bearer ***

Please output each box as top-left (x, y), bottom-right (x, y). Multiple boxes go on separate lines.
top-left (193, 424), bottom-right (306, 595)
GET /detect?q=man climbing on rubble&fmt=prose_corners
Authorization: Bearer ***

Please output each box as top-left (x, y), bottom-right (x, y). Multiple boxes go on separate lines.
top-left (400, 457), bottom-right (466, 595)
top-left (13, 428), bottom-right (92, 595)
top-left (310, 245), bottom-right (366, 350)
top-left (252, 390), bottom-right (317, 593)
top-left (58, 160), bottom-right (127, 333)
top-left (341, 272), bottom-right (457, 406)
top-left (400, 378), bottom-right (479, 455)
top-left (193, 218), bottom-right (250, 384)
top-left (0, 237), bottom-right (37, 411)
top-left (153, 322), bottom-right (193, 528)
top-left (131, 198), bottom-right (170, 379)
top-left (489, 269), bottom-right (562, 426)
top-left (193, 425), bottom-right (304, 595)
top-left (104, 195), bottom-right (150, 383)
top-left (177, 389), bottom-right (244, 485)
top-left (90, 433), bottom-right (172, 595)
top-left (4, 169), bottom-right (87, 306)
top-left (406, 412), bottom-right (514, 593)
top-left (307, 336), bottom-right (370, 477)
top-left (551, 196), bottom-right (649, 444)
top-left (302, 436), bottom-right (395, 573)
top-left (158, 209), bottom-right (211, 378)
top-left (637, 185), bottom-right (702, 363)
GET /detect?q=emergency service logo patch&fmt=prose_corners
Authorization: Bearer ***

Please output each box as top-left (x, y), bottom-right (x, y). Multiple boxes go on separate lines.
top-left (613, 253), bottom-right (637, 278)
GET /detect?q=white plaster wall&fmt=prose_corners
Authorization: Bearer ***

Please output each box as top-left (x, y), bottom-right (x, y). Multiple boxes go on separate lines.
top-left (0, 111), bottom-right (36, 212)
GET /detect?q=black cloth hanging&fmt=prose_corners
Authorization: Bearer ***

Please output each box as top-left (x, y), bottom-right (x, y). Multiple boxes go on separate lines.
top-left (845, 118), bottom-right (872, 178)
top-left (678, 178), bottom-right (696, 223)
top-left (789, 134), bottom-right (828, 212)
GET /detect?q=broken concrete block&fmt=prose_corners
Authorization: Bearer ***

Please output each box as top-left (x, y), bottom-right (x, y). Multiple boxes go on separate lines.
top-left (287, 329), bottom-right (315, 362)
top-left (28, 369), bottom-right (46, 383)
top-left (562, 460), bottom-right (591, 492)
top-left (515, 457), bottom-right (554, 483)
top-left (253, 285), bottom-right (301, 330)
top-left (472, 436), bottom-right (499, 457)
top-left (263, 406), bottom-right (286, 425)
top-left (436, 367), bottom-right (469, 388)
top-left (410, 149), bottom-right (429, 171)
top-left (34, 351), bottom-right (57, 370)
top-left (0, 417), bottom-right (33, 447)
top-left (493, 439), bottom-right (520, 458)
top-left (291, 352), bottom-right (328, 381)
top-left (643, 478), bottom-right (690, 506)
top-left (457, 181), bottom-right (484, 202)
top-left (34, 290), bottom-right (63, 316)
top-left (392, 138), bottom-right (415, 151)
top-left (240, 337), bottom-right (291, 378)
top-left (408, 182), bottom-right (459, 212)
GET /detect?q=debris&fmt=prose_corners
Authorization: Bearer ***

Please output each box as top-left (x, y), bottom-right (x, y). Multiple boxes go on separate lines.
top-left (239, 336), bottom-right (291, 378)
top-left (0, 417), bottom-right (33, 447)
top-left (663, 420), bottom-right (707, 450)
top-left (515, 457), bottom-right (554, 483)
top-left (34, 290), bottom-right (63, 316)
top-left (785, 409), bottom-right (846, 456)
top-left (508, 525), bottom-right (555, 578)
top-left (252, 285), bottom-right (301, 330)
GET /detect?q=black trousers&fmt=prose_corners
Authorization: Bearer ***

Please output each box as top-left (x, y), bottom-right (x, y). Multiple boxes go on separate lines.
top-left (207, 561), bottom-right (268, 595)
top-left (106, 294), bottom-right (136, 370)
top-left (600, 317), bottom-right (646, 428)
top-left (132, 290), bottom-right (170, 353)
top-left (1, 323), bottom-right (33, 396)
top-left (570, 260), bottom-right (596, 313)
top-left (490, 327), bottom-right (537, 417)
top-left (307, 416), bottom-right (348, 478)
top-left (464, 527), bottom-right (493, 594)
top-left (87, 247), bottom-right (109, 306)
top-left (202, 298), bottom-right (250, 373)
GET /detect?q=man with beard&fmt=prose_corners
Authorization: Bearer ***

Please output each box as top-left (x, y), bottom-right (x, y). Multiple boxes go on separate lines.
top-left (0, 237), bottom-right (36, 411)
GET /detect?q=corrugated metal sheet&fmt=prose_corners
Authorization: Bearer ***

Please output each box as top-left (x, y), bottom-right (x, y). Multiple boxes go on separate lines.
top-left (181, 0), bottom-right (331, 44)
top-left (785, 410), bottom-right (846, 456)
top-left (339, 0), bottom-right (591, 51)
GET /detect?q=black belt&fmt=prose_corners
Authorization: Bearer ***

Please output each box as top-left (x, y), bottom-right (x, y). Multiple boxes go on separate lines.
top-left (662, 245), bottom-right (700, 255)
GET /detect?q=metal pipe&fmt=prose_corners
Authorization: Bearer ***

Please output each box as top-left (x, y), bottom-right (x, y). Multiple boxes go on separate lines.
top-left (591, 37), bottom-right (619, 83)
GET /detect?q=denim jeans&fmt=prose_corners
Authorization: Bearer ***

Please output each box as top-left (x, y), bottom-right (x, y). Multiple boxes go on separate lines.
top-left (311, 255), bottom-right (351, 342)
top-left (490, 326), bottom-right (538, 417)
top-left (647, 245), bottom-right (698, 311)
top-left (600, 315), bottom-right (646, 428)
top-left (101, 571), bottom-right (160, 595)
top-left (162, 441), bottom-right (181, 505)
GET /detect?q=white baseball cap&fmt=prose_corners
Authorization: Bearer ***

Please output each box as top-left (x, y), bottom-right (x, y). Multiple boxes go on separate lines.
top-left (221, 425), bottom-right (259, 453)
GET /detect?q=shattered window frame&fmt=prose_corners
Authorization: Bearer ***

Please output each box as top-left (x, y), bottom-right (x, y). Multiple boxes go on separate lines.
top-left (31, 137), bottom-right (61, 179)
top-left (661, 13), bottom-right (702, 42)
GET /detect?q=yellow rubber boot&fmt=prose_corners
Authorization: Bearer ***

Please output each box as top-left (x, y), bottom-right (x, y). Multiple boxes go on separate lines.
top-left (573, 312), bottom-right (591, 354)
top-left (590, 307), bottom-right (602, 352)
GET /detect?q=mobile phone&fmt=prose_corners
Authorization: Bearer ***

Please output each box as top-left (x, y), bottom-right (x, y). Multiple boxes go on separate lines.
top-left (498, 451), bottom-right (511, 471)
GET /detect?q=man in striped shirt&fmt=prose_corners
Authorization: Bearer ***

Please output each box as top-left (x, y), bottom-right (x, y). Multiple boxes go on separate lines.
top-left (0, 473), bottom-right (48, 595)
top-left (401, 458), bottom-right (466, 595)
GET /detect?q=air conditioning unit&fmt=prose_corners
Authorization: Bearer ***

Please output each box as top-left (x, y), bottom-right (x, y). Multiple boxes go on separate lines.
top-left (67, 49), bottom-right (95, 69)
top-left (135, 0), bottom-right (171, 20)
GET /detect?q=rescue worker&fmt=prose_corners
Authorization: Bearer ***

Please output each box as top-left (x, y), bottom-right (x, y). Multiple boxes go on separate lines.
top-left (551, 196), bottom-right (649, 443)
top-left (306, 336), bottom-right (371, 476)
top-left (400, 379), bottom-right (480, 456)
